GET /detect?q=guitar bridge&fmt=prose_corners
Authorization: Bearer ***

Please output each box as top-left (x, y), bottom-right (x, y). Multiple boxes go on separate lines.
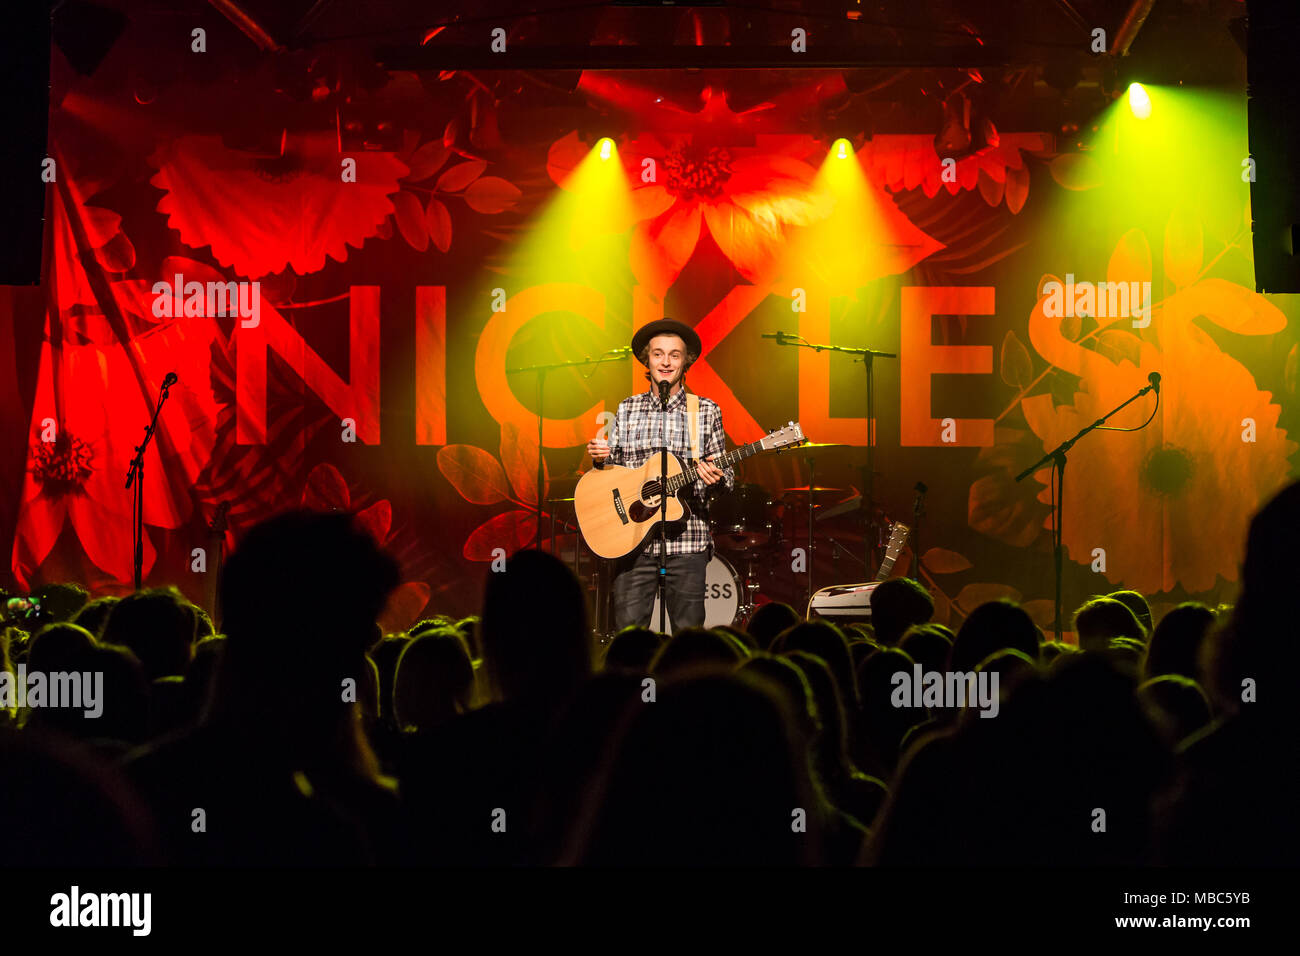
top-left (611, 489), bottom-right (629, 525)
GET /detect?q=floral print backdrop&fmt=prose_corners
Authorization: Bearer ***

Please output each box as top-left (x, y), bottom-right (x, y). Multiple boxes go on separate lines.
top-left (4, 37), bottom-right (1296, 632)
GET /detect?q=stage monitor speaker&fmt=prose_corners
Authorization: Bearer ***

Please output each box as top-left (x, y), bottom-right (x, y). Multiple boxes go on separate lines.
top-left (1247, 0), bottom-right (1300, 293)
top-left (0, 2), bottom-right (51, 286)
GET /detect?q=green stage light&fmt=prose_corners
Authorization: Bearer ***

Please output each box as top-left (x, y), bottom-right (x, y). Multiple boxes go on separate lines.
top-left (1128, 83), bottom-right (1151, 120)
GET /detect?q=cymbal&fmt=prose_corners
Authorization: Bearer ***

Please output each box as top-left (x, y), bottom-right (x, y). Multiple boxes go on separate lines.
top-left (816, 495), bottom-right (862, 520)
top-left (776, 443), bottom-right (853, 457)
top-left (782, 486), bottom-right (851, 500)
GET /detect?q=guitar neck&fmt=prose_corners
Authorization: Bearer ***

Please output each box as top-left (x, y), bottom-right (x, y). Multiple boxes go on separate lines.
top-left (664, 439), bottom-right (765, 494)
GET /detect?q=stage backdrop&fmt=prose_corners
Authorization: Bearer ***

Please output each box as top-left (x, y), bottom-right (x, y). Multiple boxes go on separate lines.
top-left (4, 32), bottom-right (1298, 634)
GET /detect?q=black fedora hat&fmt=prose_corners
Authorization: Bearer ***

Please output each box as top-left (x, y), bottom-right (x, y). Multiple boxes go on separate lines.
top-left (631, 318), bottom-right (702, 366)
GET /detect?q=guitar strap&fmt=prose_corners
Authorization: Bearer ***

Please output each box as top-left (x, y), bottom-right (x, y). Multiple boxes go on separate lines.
top-left (687, 391), bottom-right (701, 464)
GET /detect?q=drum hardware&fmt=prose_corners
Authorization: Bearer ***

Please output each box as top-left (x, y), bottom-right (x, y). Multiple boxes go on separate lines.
top-left (708, 482), bottom-right (779, 552)
top-left (544, 496), bottom-right (585, 586)
top-left (823, 534), bottom-right (868, 568)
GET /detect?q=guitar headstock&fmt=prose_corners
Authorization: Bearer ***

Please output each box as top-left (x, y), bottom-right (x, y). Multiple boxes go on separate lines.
top-left (884, 521), bottom-right (910, 561)
top-left (761, 421), bottom-right (806, 451)
top-left (874, 520), bottom-right (911, 581)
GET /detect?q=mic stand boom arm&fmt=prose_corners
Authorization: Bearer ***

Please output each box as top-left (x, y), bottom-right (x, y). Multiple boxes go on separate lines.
top-left (764, 332), bottom-right (895, 577)
top-left (124, 378), bottom-right (174, 591)
top-left (506, 348), bottom-right (631, 550)
top-left (1014, 377), bottom-right (1159, 641)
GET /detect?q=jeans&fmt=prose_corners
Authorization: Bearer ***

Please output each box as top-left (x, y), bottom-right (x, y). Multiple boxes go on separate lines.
top-left (612, 547), bottom-right (710, 633)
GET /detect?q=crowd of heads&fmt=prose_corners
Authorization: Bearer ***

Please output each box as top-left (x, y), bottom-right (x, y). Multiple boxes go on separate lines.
top-left (2, 480), bottom-right (1298, 866)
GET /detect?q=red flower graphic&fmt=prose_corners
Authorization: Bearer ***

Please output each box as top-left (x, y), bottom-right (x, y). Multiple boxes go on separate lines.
top-left (15, 157), bottom-right (224, 591)
top-left (547, 109), bottom-right (949, 295)
top-left (149, 132), bottom-right (409, 278)
top-left (858, 132), bottom-right (1053, 211)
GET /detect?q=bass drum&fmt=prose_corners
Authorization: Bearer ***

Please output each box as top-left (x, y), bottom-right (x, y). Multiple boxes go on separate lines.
top-left (649, 552), bottom-right (741, 634)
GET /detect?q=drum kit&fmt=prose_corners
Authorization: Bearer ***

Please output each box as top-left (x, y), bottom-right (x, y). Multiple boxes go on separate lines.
top-left (547, 442), bottom-right (919, 639)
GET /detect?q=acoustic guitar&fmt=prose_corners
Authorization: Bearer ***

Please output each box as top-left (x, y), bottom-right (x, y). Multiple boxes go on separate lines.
top-left (575, 421), bottom-right (806, 559)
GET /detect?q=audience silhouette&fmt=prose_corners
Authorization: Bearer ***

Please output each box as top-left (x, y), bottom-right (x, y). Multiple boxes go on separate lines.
top-left (2, 481), bottom-right (1296, 868)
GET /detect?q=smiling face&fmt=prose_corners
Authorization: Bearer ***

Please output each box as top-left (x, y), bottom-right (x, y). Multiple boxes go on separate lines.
top-left (646, 334), bottom-right (688, 392)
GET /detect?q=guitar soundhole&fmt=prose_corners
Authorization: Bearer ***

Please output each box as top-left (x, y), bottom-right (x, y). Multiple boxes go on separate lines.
top-left (629, 480), bottom-right (667, 522)
top-left (639, 480), bottom-right (663, 509)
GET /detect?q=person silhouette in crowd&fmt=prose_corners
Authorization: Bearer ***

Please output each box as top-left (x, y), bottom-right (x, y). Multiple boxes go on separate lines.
top-left (869, 652), bottom-right (1168, 865)
top-left (782, 650), bottom-right (886, 837)
top-left (71, 595), bottom-right (120, 638)
top-left (600, 626), bottom-right (661, 674)
top-left (1143, 602), bottom-right (1216, 683)
top-left (398, 548), bottom-right (592, 865)
top-left (947, 600), bottom-right (1040, 674)
top-left (392, 628), bottom-right (473, 732)
top-left (101, 586), bottom-right (199, 681)
top-left (868, 578), bottom-right (934, 646)
top-left (747, 602), bottom-right (801, 650)
top-left (1073, 597), bottom-right (1146, 651)
top-left (1107, 590), bottom-right (1153, 639)
top-left (124, 510), bottom-right (402, 865)
top-left (1158, 480), bottom-right (1300, 865)
top-left (564, 671), bottom-right (831, 866)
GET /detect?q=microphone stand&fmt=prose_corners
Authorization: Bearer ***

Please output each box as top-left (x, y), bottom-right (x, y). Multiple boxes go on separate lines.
top-left (911, 481), bottom-right (927, 574)
top-left (764, 332), bottom-right (895, 577)
top-left (657, 379), bottom-right (671, 633)
top-left (506, 349), bottom-right (630, 550)
top-left (125, 377), bottom-right (174, 591)
top-left (1015, 377), bottom-right (1160, 641)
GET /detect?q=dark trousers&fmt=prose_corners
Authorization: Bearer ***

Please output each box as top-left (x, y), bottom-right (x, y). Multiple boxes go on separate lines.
top-left (612, 546), bottom-right (710, 633)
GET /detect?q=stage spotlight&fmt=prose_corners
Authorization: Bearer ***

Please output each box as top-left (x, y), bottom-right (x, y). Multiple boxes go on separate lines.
top-left (1127, 82), bottom-right (1151, 119)
top-left (598, 137), bottom-right (614, 160)
top-left (821, 104), bottom-right (871, 158)
top-left (935, 94), bottom-right (972, 156)
top-left (934, 91), bottom-right (998, 161)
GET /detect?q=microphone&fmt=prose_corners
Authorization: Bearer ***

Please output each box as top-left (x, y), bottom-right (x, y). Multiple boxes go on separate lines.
top-left (162, 372), bottom-right (178, 388)
top-left (761, 331), bottom-right (791, 341)
top-left (1147, 372), bottom-right (1161, 394)
top-left (658, 379), bottom-right (671, 403)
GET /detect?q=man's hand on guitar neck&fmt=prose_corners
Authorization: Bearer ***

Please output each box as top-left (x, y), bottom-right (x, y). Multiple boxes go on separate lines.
top-left (695, 454), bottom-right (724, 486)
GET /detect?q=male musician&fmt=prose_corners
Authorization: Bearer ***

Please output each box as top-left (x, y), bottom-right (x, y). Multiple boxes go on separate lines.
top-left (586, 319), bottom-right (735, 630)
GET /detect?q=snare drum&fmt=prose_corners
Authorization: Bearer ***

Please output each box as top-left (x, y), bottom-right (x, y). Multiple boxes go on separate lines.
top-left (649, 552), bottom-right (742, 634)
top-left (709, 483), bottom-right (776, 551)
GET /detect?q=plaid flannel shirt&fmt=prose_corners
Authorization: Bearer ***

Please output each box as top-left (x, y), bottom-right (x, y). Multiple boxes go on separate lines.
top-left (600, 386), bottom-right (735, 556)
